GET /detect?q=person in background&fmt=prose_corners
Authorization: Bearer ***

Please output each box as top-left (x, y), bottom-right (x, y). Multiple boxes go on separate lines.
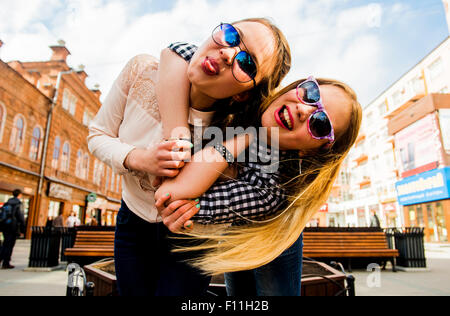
top-left (66, 212), bottom-right (81, 228)
top-left (370, 210), bottom-right (381, 228)
top-left (0, 189), bottom-right (25, 269)
top-left (53, 211), bottom-right (64, 227)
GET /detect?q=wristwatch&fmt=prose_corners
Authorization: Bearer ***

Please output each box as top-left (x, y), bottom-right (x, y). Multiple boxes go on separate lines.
top-left (213, 143), bottom-right (235, 165)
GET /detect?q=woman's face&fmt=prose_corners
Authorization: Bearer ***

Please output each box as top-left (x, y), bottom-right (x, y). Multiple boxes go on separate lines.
top-left (261, 85), bottom-right (352, 152)
top-left (188, 21), bottom-right (276, 100)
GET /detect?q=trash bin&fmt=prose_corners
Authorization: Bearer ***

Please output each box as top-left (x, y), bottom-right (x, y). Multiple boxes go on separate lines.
top-left (385, 227), bottom-right (426, 268)
top-left (28, 226), bottom-right (61, 268)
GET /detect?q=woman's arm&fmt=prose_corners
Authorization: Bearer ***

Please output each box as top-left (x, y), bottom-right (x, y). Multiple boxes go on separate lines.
top-left (156, 48), bottom-right (191, 140)
top-left (87, 55), bottom-right (142, 174)
top-left (88, 55), bottom-right (189, 177)
top-left (155, 133), bottom-right (252, 202)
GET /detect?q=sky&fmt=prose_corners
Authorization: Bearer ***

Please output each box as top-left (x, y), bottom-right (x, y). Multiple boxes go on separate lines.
top-left (0, 0), bottom-right (448, 106)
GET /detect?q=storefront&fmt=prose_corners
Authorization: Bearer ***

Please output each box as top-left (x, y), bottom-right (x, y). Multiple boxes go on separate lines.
top-left (396, 167), bottom-right (450, 242)
top-left (84, 194), bottom-right (119, 226)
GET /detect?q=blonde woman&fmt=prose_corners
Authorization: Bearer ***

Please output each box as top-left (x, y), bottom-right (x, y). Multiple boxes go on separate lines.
top-left (155, 76), bottom-right (362, 295)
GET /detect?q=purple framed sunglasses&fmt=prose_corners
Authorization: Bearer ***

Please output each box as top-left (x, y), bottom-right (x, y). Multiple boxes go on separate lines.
top-left (296, 76), bottom-right (335, 144)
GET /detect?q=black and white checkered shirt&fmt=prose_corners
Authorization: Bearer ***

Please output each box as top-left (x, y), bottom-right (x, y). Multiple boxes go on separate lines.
top-left (168, 42), bottom-right (292, 225)
top-left (195, 143), bottom-right (292, 225)
top-left (168, 42), bottom-right (198, 63)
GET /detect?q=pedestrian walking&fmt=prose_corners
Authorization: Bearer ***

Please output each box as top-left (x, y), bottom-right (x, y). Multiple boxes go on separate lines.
top-left (0, 189), bottom-right (25, 269)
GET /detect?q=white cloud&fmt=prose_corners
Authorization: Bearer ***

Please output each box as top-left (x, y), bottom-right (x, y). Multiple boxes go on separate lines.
top-left (0, 0), bottom-right (396, 105)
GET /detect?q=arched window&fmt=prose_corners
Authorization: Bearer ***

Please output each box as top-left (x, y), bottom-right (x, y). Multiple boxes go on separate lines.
top-left (9, 115), bottom-right (26, 153)
top-left (93, 160), bottom-right (104, 186)
top-left (61, 142), bottom-right (70, 172)
top-left (116, 175), bottom-right (121, 193)
top-left (0, 103), bottom-right (6, 143)
top-left (110, 171), bottom-right (115, 192)
top-left (29, 126), bottom-right (43, 161)
top-left (82, 153), bottom-right (90, 180)
top-left (76, 150), bottom-right (83, 178)
top-left (52, 136), bottom-right (61, 169)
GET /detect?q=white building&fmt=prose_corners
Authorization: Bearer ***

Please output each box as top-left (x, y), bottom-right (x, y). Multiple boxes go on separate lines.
top-left (326, 36), bottom-right (450, 228)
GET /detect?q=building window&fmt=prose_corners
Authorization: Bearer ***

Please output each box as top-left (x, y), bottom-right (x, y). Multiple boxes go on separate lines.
top-left (80, 153), bottom-right (89, 180)
top-left (110, 171), bottom-right (115, 192)
top-left (116, 175), bottom-right (121, 193)
top-left (61, 142), bottom-right (70, 172)
top-left (62, 89), bottom-right (77, 116)
top-left (76, 150), bottom-right (83, 178)
top-left (105, 167), bottom-right (110, 192)
top-left (93, 160), bottom-right (104, 186)
top-left (392, 90), bottom-right (403, 106)
top-left (52, 136), bottom-right (61, 169)
top-left (428, 57), bottom-right (444, 81)
top-left (0, 102), bottom-right (6, 143)
top-left (29, 126), bottom-right (43, 161)
top-left (378, 102), bottom-right (387, 116)
top-left (9, 115), bottom-right (26, 153)
top-left (83, 109), bottom-right (94, 127)
top-left (410, 76), bottom-right (425, 95)
top-left (365, 111), bottom-right (373, 125)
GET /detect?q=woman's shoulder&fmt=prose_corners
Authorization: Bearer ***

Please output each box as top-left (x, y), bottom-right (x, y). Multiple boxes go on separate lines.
top-left (123, 54), bottom-right (159, 77)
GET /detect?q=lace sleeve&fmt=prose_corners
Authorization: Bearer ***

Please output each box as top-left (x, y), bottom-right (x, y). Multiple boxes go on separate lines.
top-left (87, 55), bottom-right (157, 175)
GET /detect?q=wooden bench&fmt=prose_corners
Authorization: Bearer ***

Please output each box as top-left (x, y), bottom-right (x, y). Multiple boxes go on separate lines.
top-left (64, 229), bottom-right (115, 266)
top-left (303, 231), bottom-right (399, 272)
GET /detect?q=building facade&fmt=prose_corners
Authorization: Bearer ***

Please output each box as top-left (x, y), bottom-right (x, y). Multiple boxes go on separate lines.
top-left (389, 94), bottom-right (450, 242)
top-left (326, 37), bottom-right (450, 233)
top-left (0, 41), bottom-right (122, 238)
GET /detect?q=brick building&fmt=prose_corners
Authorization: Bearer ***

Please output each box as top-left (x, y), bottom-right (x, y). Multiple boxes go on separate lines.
top-left (0, 40), bottom-right (122, 238)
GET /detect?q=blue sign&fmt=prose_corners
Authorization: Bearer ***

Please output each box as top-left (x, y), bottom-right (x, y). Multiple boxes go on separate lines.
top-left (396, 167), bottom-right (450, 206)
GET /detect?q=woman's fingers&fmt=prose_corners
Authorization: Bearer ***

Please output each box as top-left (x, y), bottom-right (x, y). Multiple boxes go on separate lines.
top-left (159, 140), bottom-right (193, 153)
top-left (160, 160), bottom-right (185, 169)
top-left (155, 193), bottom-right (171, 210)
top-left (159, 199), bottom-right (190, 218)
top-left (162, 200), bottom-right (200, 233)
top-left (157, 150), bottom-right (191, 162)
top-left (184, 220), bottom-right (194, 230)
top-left (159, 168), bottom-right (180, 178)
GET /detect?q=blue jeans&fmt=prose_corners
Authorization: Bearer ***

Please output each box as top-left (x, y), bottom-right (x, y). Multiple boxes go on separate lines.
top-left (225, 234), bottom-right (303, 296)
top-left (114, 200), bottom-right (211, 296)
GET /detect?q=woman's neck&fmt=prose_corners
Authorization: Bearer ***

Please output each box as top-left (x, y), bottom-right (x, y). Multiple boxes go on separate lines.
top-left (189, 85), bottom-right (217, 112)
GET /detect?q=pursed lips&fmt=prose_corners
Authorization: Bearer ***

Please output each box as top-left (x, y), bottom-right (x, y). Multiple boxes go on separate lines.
top-left (201, 57), bottom-right (220, 76)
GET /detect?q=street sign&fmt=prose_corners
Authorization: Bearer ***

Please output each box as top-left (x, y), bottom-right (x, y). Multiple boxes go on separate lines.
top-left (87, 192), bottom-right (97, 203)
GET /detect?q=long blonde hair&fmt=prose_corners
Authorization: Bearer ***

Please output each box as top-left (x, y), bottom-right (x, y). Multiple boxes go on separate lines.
top-left (177, 78), bottom-right (362, 276)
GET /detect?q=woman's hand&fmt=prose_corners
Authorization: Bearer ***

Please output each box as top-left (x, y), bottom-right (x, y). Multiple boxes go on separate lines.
top-left (124, 140), bottom-right (192, 177)
top-left (155, 193), bottom-right (200, 233)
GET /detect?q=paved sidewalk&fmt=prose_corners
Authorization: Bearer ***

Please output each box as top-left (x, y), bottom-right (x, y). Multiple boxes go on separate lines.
top-left (1, 239), bottom-right (450, 296)
top-left (352, 243), bottom-right (450, 296)
top-left (0, 239), bottom-right (67, 296)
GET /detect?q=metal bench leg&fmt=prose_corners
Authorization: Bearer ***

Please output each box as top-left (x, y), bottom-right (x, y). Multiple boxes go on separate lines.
top-left (348, 258), bottom-right (352, 273)
top-left (392, 257), bottom-right (397, 272)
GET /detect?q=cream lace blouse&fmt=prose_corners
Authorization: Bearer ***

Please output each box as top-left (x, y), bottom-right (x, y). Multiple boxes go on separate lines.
top-left (87, 54), bottom-right (214, 223)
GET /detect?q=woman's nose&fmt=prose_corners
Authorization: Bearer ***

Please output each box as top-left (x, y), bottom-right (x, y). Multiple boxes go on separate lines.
top-left (220, 47), bottom-right (237, 65)
top-left (296, 103), bottom-right (316, 121)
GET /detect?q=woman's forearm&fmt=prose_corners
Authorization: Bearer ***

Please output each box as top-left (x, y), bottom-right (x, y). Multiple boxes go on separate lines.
top-left (155, 133), bottom-right (252, 202)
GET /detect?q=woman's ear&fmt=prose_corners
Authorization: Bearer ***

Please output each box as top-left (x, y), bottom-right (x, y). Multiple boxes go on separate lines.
top-left (232, 91), bottom-right (250, 103)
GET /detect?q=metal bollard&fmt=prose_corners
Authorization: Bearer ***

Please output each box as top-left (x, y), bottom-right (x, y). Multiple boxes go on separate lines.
top-left (346, 275), bottom-right (356, 297)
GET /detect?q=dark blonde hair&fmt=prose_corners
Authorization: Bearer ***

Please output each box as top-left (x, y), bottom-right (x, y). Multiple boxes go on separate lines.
top-left (211, 17), bottom-right (291, 130)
